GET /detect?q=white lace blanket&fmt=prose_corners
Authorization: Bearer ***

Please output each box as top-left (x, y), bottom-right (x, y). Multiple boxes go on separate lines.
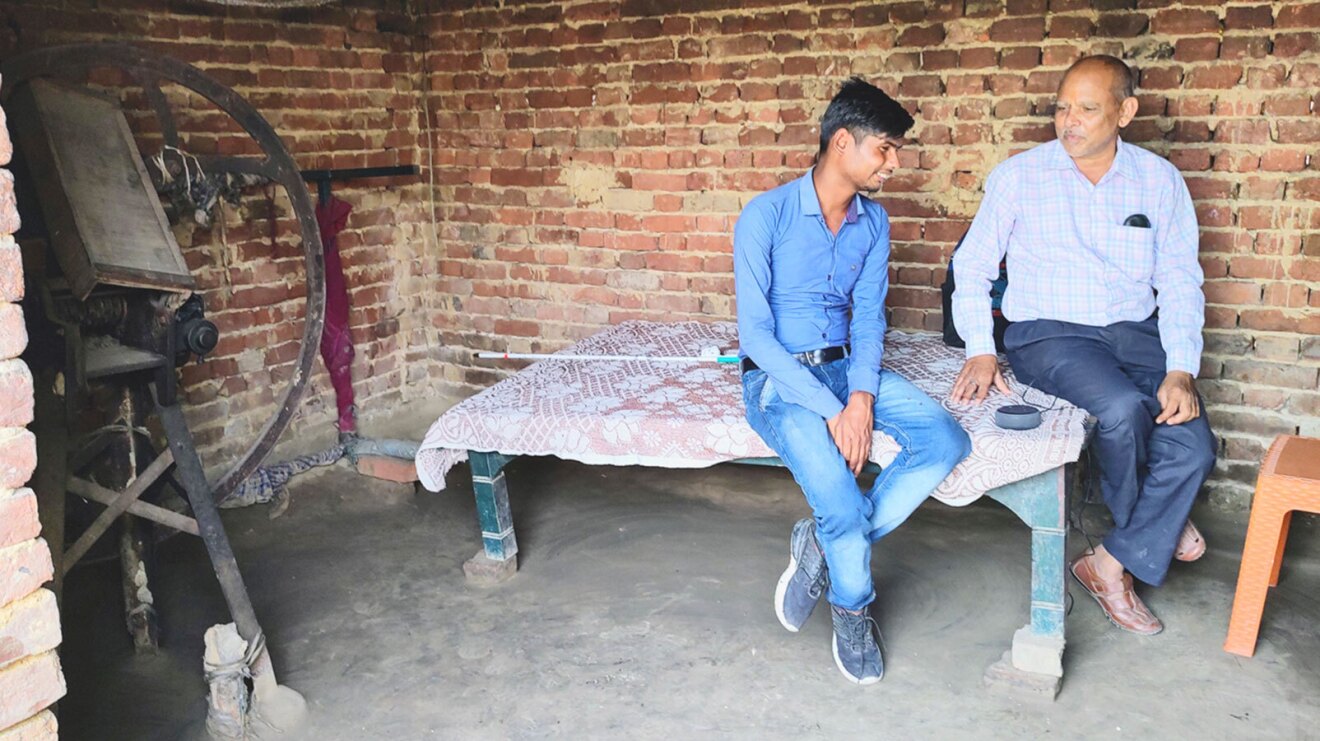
top-left (416, 321), bottom-right (1090, 505)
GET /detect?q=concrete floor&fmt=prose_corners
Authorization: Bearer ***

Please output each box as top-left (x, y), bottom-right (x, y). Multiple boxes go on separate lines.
top-left (59, 458), bottom-right (1320, 740)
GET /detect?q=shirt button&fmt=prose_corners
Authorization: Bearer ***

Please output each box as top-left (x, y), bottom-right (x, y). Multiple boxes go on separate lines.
top-left (827, 274), bottom-right (832, 280)
top-left (851, 265), bottom-right (857, 271)
top-left (821, 333), bottom-right (827, 338)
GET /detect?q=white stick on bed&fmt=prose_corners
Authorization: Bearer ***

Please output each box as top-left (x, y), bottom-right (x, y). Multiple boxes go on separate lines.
top-left (475, 348), bottom-right (740, 364)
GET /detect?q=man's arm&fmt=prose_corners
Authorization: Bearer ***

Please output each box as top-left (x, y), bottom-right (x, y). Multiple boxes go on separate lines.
top-left (1152, 168), bottom-right (1206, 425)
top-left (1153, 170), bottom-right (1205, 377)
top-left (734, 202), bottom-right (845, 422)
top-left (845, 213), bottom-right (890, 399)
top-left (949, 165), bottom-right (1016, 403)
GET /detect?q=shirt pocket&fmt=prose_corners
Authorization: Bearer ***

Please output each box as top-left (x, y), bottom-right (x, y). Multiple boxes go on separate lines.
top-left (1099, 223), bottom-right (1156, 283)
top-left (833, 244), bottom-right (868, 296)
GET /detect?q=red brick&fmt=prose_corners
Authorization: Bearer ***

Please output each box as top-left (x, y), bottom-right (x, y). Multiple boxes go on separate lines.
top-left (1174, 38), bottom-right (1220, 62)
top-left (1278, 120), bottom-right (1320, 145)
top-left (960, 47), bottom-right (998, 68)
top-left (898, 24), bottom-right (945, 47)
top-left (0, 429), bottom-right (34, 491)
top-left (1186, 65), bottom-right (1243, 89)
top-left (0, 172), bottom-right (16, 236)
top-left (0, 489), bottom-right (39, 552)
top-left (1000, 46), bottom-right (1041, 70)
top-left (1150, 8), bottom-right (1220, 35)
top-left (0, 107), bottom-right (10, 168)
top-left (0, 589), bottom-right (60, 669)
top-left (0, 709), bottom-right (58, 739)
top-left (989, 17), bottom-right (1045, 42)
top-left (1048, 16), bottom-right (1093, 39)
top-left (1277, 3), bottom-right (1320, 28)
top-left (1140, 67), bottom-right (1183, 89)
top-left (1097, 13), bottom-right (1149, 37)
top-left (1204, 281), bottom-right (1262, 306)
top-left (1222, 358), bottom-right (1320, 389)
top-left (0, 361), bottom-right (33, 429)
top-left (0, 240), bottom-right (19, 304)
top-left (1214, 120), bottom-right (1270, 144)
top-left (0, 651), bottom-right (64, 730)
top-left (0, 538), bottom-right (51, 608)
top-left (1274, 32), bottom-right (1319, 57)
top-left (1225, 5), bottom-right (1274, 30)
top-left (354, 455), bottom-right (418, 484)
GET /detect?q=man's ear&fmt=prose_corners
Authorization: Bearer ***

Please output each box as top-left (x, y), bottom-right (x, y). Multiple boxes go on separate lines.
top-left (830, 127), bottom-right (854, 157)
top-left (1117, 96), bottom-right (1139, 128)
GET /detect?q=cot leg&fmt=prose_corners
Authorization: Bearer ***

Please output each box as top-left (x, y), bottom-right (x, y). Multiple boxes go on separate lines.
top-left (982, 465), bottom-right (1070, 700)
top-left (464, 451), bottom-right (519, 585)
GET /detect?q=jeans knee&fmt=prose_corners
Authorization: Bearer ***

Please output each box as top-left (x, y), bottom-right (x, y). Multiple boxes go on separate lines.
top-left (915, 415), bottom-right (972, 471)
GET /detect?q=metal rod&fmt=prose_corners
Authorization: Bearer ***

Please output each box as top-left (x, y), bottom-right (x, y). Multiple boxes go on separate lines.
top-left (475, 352), bottom-right (740, 364)
top-left (299, 165), bottom-right (419, 183)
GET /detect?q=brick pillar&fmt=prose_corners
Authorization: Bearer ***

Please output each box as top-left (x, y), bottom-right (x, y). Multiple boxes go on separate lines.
top-left (0, 82), bottom-right (66, 739)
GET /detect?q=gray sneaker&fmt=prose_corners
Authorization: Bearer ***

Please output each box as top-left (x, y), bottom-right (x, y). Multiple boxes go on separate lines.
top-left (774, 518), bottom-right (828, 632)
top-left (830, 605), bottom-right (884, 685)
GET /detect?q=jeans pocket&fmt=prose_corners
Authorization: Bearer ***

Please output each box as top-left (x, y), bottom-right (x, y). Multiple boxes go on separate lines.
top-left (758, 376), bottom-right (778, 412)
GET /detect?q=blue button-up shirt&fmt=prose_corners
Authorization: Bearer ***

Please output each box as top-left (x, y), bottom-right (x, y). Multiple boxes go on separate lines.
top-left (734, 169), bottom-right (891, 421)
top-left (952, 138), bottom-right (1204, 375)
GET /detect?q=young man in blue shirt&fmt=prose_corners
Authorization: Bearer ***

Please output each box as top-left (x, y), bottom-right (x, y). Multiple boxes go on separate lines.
top-left (735, 78), bottom-right (971, 685)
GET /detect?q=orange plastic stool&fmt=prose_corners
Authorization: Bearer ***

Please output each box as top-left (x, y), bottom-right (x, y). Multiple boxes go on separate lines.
top-left (1224, 435), bottom-right (1320, 657)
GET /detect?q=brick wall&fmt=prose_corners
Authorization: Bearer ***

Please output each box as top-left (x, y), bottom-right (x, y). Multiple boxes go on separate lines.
top-left (0, 84), bottom-right (64, 738)
top-left (0, 1), bottom-right (1313, 507)
top-left (421, 0), bottom-right (1320, 506)
top-left (0, 0), bottom-right (431, 470)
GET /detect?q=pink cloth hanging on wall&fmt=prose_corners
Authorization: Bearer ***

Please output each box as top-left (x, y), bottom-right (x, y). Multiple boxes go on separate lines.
top-left (316, 196), bottom-right (356, 433)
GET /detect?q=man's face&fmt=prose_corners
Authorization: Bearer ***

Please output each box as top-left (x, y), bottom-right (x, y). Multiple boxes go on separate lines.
top-left (1053, 67), bottom-right (1132, 161)
top-left (844, 130), bottom-right (902, 193)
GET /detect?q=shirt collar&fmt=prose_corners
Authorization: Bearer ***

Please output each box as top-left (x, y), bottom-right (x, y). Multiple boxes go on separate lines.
top-left (798, 167), bottom-right (866, 223)
top-left (1045, 136), bottom-right (1137, 181)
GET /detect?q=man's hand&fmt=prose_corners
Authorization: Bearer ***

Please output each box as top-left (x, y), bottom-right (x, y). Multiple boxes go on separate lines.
top-left (950, 354), bottom-right (1011, 404)
top-left (827, 391), bottom-right (874, 476)
top-left (1156, 371), bottom-right (1199, 425)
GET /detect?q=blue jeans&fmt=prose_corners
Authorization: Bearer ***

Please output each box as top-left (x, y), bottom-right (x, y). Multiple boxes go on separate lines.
top-left (1005, 317), bottom-right (1217, 586)
top-left (742, 360), bottom-right (972, 611)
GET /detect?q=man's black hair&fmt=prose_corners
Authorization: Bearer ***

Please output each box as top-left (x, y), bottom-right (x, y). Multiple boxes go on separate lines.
top-left (818, 77), bottom-right (915, 155)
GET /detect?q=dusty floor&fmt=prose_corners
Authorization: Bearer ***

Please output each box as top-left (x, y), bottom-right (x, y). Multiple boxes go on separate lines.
top-left (58, 458), bottom-right (1319, 740)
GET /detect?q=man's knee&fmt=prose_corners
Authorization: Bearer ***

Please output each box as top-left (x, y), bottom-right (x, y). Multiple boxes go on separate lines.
top-left (1159, 418), bottom-right (1218, 478)
top-left (893, 407), bottom-right (971, 471)
top-left (1093, 393), bottom-right (1157, 438)
top-left (929, 414), bottom-right (972, 470)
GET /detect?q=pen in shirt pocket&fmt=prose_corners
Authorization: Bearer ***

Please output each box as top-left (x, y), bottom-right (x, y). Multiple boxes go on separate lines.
top-left (1123, 213), bottom-right (1151, 228)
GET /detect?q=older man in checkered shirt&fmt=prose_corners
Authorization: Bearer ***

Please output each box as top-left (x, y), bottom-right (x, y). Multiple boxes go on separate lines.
top-left (949, 55), bottom-right (1217, 636)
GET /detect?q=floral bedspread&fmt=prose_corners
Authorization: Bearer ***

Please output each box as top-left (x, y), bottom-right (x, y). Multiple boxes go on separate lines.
top-left (416, 321), bottom-right (1090, 505)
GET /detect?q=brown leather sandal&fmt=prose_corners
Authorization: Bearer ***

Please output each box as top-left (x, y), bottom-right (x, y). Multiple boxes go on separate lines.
top-left (1174, 519), bottom-right (1206, 562)
top-left (1070, 554), bottom-right (1163, 636)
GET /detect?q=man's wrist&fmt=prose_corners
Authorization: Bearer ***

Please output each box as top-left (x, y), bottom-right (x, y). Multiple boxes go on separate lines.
top-left (848, 391), bottom-right (874, 406)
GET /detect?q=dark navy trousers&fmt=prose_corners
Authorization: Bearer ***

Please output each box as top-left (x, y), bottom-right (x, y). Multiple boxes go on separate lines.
top-left (1004, 317), bottom-right (1217, 586)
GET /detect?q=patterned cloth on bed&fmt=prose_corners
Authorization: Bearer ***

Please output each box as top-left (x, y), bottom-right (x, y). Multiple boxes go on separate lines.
top-left (415, 321), bottom-right (1091, 506)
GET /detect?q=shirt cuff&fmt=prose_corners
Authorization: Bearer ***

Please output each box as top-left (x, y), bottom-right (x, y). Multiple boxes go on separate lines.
top-left (806, 385), bottom-right (846, 421)
top-left (1165, 357), bottom-right (1200, 378)
top-left (964, 336), bottom-right (998, 359)
top-left (847, 366), bottom-right (881, 399)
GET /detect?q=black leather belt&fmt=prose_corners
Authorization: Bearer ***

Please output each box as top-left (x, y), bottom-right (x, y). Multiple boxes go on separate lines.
top-left (740, 345), bottom-right (849, 374)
